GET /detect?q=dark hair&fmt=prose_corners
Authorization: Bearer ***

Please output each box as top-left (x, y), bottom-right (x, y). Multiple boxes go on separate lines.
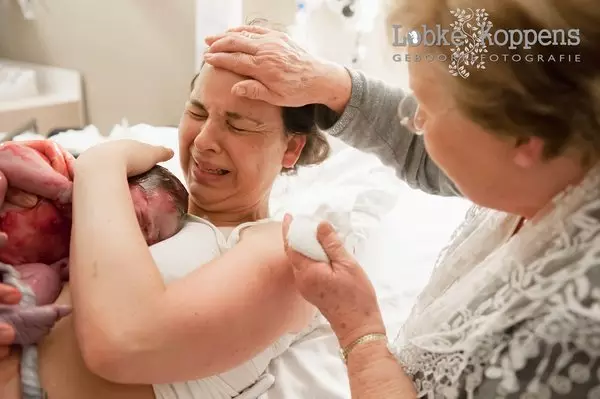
top-left (192, 19), bottom-right (330, 174)
top-left (128, 165), bottom-right (189, 224)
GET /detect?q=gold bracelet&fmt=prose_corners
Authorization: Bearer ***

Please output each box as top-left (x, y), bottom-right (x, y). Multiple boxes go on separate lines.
top-left (339, 333), bottom-right (388, 364)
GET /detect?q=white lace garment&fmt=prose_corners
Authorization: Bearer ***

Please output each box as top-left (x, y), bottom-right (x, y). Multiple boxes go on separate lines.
top-left (392, 162), bottom-right (600, 399)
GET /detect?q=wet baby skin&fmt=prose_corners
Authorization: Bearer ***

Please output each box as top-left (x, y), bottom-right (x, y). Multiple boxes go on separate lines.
top-left (0, 141), bottom-right (188, 329)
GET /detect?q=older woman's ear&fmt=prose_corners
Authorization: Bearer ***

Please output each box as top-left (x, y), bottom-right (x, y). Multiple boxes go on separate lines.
top-left (513, 136), bottom-right (546, 168)
top-left (282, 135), bottom-right (307, 169)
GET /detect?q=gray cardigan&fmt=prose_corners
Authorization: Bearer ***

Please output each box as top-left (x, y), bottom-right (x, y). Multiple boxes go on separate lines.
top-left (314, 68), bottom-right (460, 197)
top-left (313, 69), bottom-right (600, 399)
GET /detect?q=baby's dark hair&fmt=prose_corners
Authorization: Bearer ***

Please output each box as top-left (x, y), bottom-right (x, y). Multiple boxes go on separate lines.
top-left (128, 165), bottom-right (189, 224)
top-left (194, 18), bottom-right (330, 174)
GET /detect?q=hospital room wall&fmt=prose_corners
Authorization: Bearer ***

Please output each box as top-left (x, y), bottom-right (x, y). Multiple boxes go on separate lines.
top-left (0, 0), bottom-right (403, 133)
top-left (0, 0), bottom-right (197, 133)
top-left (0, 0), bottom-right (297, 133)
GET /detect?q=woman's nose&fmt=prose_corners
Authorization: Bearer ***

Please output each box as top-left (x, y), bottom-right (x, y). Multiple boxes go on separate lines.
top-left (193, 121), bottom-right (222, 153)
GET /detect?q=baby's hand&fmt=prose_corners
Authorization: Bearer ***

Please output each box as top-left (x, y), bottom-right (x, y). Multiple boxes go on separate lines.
top-left (0, 303), bottom-right (71, 345)
top-left (0, 263), bottom-right (71, 346)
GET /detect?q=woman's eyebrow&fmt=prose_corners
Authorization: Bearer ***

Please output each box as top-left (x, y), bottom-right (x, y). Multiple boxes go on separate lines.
top-left (225, 111), bottom-right (264, 126)
top-left (190, 99), bottom-right (264, 125)
top-left (189, 100), bottom-right (207, 111)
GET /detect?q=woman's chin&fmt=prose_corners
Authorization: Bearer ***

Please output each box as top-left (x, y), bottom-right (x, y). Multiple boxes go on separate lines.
top-left (188, 185), bottom-right (227, 208)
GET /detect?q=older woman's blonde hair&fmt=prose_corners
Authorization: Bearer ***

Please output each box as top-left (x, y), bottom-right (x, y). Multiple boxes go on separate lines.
top-left (387, 0), bottom-right (600, 164)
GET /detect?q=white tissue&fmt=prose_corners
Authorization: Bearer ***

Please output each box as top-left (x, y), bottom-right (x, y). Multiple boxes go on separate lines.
top-left (287, 216), bottom-right (329, 262)
top-left (286, 205), bottom-right (354, 263)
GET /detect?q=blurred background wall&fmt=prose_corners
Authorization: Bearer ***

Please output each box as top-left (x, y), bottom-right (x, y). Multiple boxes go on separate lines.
top-left (0, 0), bottom-right (405, 132)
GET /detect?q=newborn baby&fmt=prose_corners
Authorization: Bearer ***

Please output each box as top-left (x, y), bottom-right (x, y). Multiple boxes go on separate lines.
top-left (0, 141), bottom-right (189, 307)
top-left (0, 141), bottom-right (189, 399)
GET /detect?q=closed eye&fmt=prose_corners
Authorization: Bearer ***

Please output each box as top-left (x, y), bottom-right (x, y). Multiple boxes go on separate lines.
top-left (187, 110), bottom-right (207, 120)
top-left (228, 123), bottom-right (247, 132)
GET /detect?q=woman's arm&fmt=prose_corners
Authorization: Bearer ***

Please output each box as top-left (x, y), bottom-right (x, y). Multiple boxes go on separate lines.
top-left (282, 215), bottom-right (417, 398)
top-left (345, 340), bottom-right (415, 399)
top-left (69, 161), bottom-right (314, 384)
top-left (314, 67), bottom-right (459, 197)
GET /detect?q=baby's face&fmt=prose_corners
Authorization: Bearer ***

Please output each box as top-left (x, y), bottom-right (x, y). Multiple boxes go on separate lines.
top-left (129, 185), bottom-right (183, 246)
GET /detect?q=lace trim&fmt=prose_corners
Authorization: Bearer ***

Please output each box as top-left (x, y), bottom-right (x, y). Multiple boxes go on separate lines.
top-left (394, 163), bottom-right (600, 398)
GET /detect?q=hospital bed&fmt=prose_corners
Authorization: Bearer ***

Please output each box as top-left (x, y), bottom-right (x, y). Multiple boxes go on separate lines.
top-left (0, 122), bottom-right (472, 397)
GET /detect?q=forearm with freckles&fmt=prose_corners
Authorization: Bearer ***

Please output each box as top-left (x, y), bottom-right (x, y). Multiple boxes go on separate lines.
top-left (346, 340), bottom-right (416, 399)
top-left (317, 62), bottom-right (352, 114)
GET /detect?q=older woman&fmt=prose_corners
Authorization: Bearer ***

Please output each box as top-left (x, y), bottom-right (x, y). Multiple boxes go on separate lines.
top-left (201, 1), bottom-right (600, 398)
top-left (0, 59), bottom-right (333, 398)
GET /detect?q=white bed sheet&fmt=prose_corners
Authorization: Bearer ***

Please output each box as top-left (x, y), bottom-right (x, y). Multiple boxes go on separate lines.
top-left (358, 188), bottom-right (471, 337)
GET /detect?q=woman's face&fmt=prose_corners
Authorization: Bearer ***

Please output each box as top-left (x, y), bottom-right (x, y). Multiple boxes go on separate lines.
top-left (178, 65), bottom-right (306, 215)
top-left (406, 48), bottom-right (527, 209)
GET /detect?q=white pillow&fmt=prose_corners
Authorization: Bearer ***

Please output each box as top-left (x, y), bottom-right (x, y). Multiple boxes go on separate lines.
top-left (47, 125), bottom-right (106, 153)
top-left (269, 140), bottom-right (401, 254)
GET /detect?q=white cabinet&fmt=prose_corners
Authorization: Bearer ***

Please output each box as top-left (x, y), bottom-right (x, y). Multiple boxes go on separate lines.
top-left (0, 59), bottom-right (85, 136)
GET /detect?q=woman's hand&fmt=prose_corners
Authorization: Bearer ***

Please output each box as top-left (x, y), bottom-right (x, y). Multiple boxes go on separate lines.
top-left (282, 214), bottom-right (386, 347)
top-left (204, 25), bottom-right (351, 113)
top-left (77, 139), bottom-right (174, 177)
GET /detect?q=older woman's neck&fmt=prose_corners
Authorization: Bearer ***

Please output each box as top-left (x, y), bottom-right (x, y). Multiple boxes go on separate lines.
top-left (188, 201), bottom-right (271, 227)
top-left (512, 155), bottom-right (595, 220)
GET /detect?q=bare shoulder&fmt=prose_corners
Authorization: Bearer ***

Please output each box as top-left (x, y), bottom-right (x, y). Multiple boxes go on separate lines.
top-left (239, 221), bottom-right (283, 242)
top-left (234, 221), bottom-right (291, 278)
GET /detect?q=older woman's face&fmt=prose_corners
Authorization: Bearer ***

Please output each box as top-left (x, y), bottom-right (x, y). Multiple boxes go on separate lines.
top-left (406, 48), bottom-right (525, 208)
top-left (178, 65), bottom-right (305, 213)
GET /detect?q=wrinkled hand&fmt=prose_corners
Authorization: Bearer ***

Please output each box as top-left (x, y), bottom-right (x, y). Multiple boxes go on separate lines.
top-left (77, 139), bottom-right (174, 177)
top-left (204, 25), bottom-right (349, 109)
top-left (282, 214), bottom-right (386, 346)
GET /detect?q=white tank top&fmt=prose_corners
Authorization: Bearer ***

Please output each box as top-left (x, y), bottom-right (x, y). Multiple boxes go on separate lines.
top-left (148, 215), bottom-right (303, 399)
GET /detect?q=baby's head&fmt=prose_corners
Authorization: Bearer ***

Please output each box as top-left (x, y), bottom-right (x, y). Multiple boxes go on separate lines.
top-left (0, 165), bottom-right (189, 265)
top-left (127, 165), bottom-right (189, 245)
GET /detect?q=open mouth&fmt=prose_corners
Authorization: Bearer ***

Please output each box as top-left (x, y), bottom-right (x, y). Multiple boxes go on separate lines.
top-left (201, 167), bottom-right (230, 176)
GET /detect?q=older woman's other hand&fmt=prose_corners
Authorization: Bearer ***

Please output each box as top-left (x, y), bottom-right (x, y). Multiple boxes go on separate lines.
top-left (282, 214), bottom-right (386, 346)
top-left (77, 139), bottom-right (174, 177)
top-left (204, 26), bottom-right (351, 113)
